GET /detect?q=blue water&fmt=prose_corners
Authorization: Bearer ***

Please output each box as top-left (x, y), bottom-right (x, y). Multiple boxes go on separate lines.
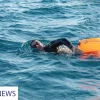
top-left (0, 0), bottom-right (100, 100)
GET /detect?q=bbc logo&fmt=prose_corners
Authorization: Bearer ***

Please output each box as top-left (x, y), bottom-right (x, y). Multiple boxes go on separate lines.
top-left (0, 87), bottom-right (18, 100)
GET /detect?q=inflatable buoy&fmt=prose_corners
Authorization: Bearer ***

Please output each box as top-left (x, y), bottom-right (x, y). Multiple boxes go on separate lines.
top-left (78, 38), bottom-right (100, 56)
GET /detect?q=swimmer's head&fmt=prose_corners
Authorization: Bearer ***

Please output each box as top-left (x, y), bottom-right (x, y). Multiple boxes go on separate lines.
top-left (30, 40), bottom-right (44, 50)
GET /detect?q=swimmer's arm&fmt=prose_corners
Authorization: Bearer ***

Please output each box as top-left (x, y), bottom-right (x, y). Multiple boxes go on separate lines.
top-left (49, 38), bottom-right (74, 51)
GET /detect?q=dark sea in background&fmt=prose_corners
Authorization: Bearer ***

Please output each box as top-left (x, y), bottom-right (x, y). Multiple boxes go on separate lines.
top-left (0, 0), bottom-right (100, 100)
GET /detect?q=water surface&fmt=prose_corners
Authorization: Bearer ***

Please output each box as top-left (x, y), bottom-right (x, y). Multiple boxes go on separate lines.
top-left (0, 0), bottom-right (100, 100)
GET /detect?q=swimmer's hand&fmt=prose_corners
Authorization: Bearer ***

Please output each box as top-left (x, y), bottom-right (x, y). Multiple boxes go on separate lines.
top-left (74, 47), bottom-right (83, 54)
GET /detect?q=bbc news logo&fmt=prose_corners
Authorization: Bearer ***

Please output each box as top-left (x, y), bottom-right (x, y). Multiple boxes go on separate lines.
top-left (0, 87), bottom-right (18, 100)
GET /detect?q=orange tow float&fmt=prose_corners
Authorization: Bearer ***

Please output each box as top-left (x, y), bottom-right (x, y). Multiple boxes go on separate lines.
top-left (78, 38), bottom-right (100, 58)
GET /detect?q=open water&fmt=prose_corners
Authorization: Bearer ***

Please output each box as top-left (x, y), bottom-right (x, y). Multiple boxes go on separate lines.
top-left (0, 0), bottom-right (100, 100)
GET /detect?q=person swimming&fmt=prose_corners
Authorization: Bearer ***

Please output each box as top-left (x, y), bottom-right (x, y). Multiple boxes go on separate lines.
top-left (30, 37), bottom-right (100, 58)
top-left (30, 38), bottom-right (83, 54)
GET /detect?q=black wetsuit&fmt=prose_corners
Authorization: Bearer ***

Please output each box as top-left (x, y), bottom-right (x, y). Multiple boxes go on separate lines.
top-left (43, 38), bottom-right (74, 52)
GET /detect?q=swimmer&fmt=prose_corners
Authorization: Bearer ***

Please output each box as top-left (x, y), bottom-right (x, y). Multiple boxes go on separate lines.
top-left (30, 38), bottom-right (100, 58)
top-left (30, 38), bottom-right (83, 54)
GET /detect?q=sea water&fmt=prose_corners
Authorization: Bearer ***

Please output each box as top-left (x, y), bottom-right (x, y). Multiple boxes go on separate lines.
top-left (0, 0), bottom-right (100, 100)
